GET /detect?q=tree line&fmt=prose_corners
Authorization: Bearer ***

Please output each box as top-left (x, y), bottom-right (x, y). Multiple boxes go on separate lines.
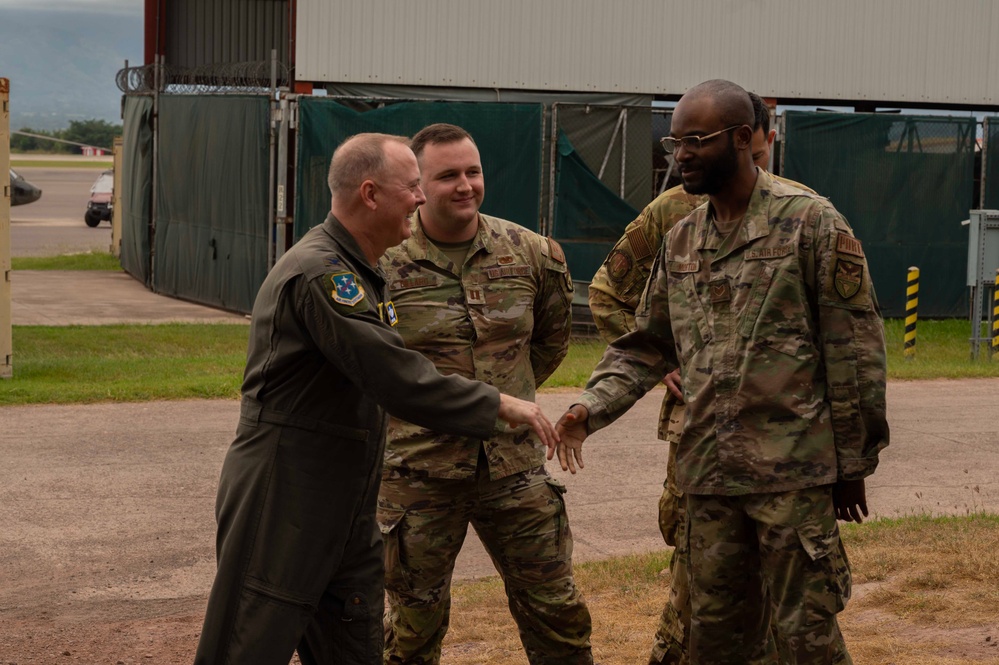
top-left (11, 119), bottom-right (121, 153)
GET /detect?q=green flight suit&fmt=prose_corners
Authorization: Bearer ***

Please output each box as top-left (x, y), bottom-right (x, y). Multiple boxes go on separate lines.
top-left (194, 214), bottom-right (501, 665)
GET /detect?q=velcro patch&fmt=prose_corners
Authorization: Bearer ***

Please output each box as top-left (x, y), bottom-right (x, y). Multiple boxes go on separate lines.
top-left (709, 279), bottom-right (731, 303)
top-left (390, 276), bottom-right (439, 290)
top-left (607, 249), bottom-right (633, 283)
top-left (548, 238), bottom-right (566, 264)
top-left (745, 245), bottom-right (794, 260)
top-left (836, 233), bottom-right (865, 258)
top-left (486, 266), bottom-right (532, 279)
top-left (668, 260), bottom-right (700, 273)
top-left (626, 227), bottom-right (654, 261)
top-left (326, 272), bottom-right (365, 306)
top-left (834, 260), bottom-right (864, 299)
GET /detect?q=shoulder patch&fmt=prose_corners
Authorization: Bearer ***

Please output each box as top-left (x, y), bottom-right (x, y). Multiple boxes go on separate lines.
top-left (547, 237), bottom-right (566, 264)
top-left (834, 260), bottom-right (864, 299)
top-left (836, 233), bottom-right (865, 258)
top-left (626, 226), bottom-right (654, 261)
top-left (606, 249), bottom-right (633, 283)
top-left (325, 272), bottom-right (365, 306)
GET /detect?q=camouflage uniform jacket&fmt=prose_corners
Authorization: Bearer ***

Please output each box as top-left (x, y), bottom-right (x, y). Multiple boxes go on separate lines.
top-left (578, 171), bottom-right (889, 495)
top-left (381, 211), bottom-right (573, 481)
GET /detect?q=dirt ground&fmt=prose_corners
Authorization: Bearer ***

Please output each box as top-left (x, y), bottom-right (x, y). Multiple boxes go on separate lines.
top-left (2, 379), bottom-right (998, 664)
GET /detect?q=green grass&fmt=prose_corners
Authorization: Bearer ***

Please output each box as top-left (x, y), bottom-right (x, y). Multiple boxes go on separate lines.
top-left (0, 324), bottom-right (248, 405)
top-left (1, 318), bottom-right (996, 406)
top-left (10, 159), bottom-right (112, 169)
top-left (883, 318), bottom-right (999, 379)
top-left (12, 252), bottom-right (121, 271)
top-left (543, 318), bottom-right (999, 389)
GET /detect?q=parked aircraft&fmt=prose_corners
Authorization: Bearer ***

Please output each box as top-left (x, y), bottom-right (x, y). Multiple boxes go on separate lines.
top-left (9, 168), bottom-right (42, 206)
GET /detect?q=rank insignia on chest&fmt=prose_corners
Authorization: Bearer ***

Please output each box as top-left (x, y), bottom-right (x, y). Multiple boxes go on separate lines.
top-left (330, 272), bottom-right (365, 306)
top-left (466, 286), bottom-right (486, 305)
top-left (709, 278), bottom-right (731, 303)
top-left (834, 260), bottom-right (863, 299)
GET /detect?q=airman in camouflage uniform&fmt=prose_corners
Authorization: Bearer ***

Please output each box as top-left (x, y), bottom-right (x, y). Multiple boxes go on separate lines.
top-left (378, 124), bottom-right (591, 664)
top-left (557, 81), bottom-right (888, 665)
top-left (589, 92), bottom-right (805, 665)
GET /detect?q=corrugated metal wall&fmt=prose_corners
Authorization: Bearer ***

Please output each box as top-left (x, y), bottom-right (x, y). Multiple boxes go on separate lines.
top-left (296, 0), bottom-right (999, 105)
top-left (163, 0), bottom-right (290, 68)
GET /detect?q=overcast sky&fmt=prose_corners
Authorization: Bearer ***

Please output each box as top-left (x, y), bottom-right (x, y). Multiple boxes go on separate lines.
top-left (0, 0), bottom-right (140, 13)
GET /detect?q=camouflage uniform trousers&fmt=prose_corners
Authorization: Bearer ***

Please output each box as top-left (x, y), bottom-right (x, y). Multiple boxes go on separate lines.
top-left (686, 486), bottom-right (853, 665)
top-left (378, 463), bottom-right (593, 665)
top-left (648, 403), bottom-right (781, 665)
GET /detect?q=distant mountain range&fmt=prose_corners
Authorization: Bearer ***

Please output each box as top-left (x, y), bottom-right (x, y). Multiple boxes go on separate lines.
top-left (0, 8), bottom-right (143, 131)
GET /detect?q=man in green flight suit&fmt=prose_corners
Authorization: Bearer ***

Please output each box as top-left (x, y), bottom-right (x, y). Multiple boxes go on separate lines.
top-left (194, 133), bottom-right (558, 665)
top-left (378, 123), bottom-right (592, 664)
top-left (557, 80), bottom-right (889, 664)
top-left (589, 92), bottom-right (813, 665)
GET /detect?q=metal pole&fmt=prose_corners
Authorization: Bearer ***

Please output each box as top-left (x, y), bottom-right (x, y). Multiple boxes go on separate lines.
top-left (546, 103), bottom-right (560, 238)
top-left (1, 77), bottom-right (12, 379)
top-left (275, 95), bottom-right (290, 260)
top-left (149, 53), bottom-right (160, 288)
top-left (904, 266), bottom-right (918, 360)
top-left (267, 49), bottom-right (277, 269)
top-left (597, 109), bottom-right (625, 180)
top-left (619, 109), bottom-right (627, 199)
top-left (983, 119), bottom-right (990, 211)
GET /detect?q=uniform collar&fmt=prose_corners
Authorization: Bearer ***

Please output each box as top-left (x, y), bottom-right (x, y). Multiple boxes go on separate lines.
top-left (323, 213), bottom-right (386, 282)
top-left (697, 168), bottom-right (776, 256)
top-left (403, 210), bottom-right (494, 274)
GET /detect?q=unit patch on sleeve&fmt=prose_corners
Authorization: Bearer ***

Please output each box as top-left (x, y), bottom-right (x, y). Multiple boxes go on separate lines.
top-left (606, 249), bottom-right (633, 283)
top-left (327, 272), bottom-right (365, 306)
top-left (834, 260), bottom-right (864, 299)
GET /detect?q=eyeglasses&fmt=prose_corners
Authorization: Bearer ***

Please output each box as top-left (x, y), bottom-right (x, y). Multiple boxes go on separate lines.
top-left (660, 125), bottom-right (743, 154)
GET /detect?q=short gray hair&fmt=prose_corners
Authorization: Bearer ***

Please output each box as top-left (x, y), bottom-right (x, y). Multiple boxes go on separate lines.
top-left (327, 133), bottom-right (411, 199)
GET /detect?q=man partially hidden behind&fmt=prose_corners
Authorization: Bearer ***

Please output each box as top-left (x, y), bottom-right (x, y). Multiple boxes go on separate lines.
top-left (556, 80), bottom-right (889, 664)
top-left (378, 123), bottom-right (592, 664)
top-left (589, 92), bottom-right (814, 665)
top-left (194, 133), bottom-right (559, 665)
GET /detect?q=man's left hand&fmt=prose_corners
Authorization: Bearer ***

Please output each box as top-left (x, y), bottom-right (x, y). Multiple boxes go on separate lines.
top-left (833, 478), bottom-right (868, 523)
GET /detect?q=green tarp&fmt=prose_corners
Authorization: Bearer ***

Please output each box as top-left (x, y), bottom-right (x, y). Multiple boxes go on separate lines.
top-left (784, 111), bottom-right (976, 318)
top-left (120, 95), bottom-right (153, 284)
top-left (551, 131), bottom-right (639, 284)
top-left (154, 95), bottom-right (270, 313)
top-left (296, 99), bottom-right (543, 240)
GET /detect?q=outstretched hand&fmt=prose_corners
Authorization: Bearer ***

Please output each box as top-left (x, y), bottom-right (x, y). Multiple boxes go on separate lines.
top-left (497, 394), bottom-right (559, 453)
top-left (833, 478), bottom-right (868, 523)
top-left (552, 404), bottom-right (589, 474)
top-left (663, 369), bottom-right (683, 402)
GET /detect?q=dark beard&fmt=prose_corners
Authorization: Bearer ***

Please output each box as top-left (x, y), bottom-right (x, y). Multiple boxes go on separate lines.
top-left (681, 136), bottom-right (739, 195)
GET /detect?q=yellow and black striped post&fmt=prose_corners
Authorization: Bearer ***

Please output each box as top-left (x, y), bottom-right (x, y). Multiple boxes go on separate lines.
top-left (992, 269), bottom-right (999, 359)
top-left (904, 267), bottom-right (919, 359)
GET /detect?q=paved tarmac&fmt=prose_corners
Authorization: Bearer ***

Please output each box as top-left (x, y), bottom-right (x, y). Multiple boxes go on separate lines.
top-left (4, 269), bottom-right (999, 584)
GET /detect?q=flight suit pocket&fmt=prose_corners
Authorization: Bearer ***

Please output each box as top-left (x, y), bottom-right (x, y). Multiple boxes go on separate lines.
top-left (377, 503), bottom-right (413, 594)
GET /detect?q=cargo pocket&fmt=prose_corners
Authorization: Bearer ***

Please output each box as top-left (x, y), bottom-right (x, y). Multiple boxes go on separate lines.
top-left (377, 503), bottom-right (412, 594)
top-left (543, 477), bottom-right (569, 559)
top-left (793, 519), bottom-right (851, 621)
